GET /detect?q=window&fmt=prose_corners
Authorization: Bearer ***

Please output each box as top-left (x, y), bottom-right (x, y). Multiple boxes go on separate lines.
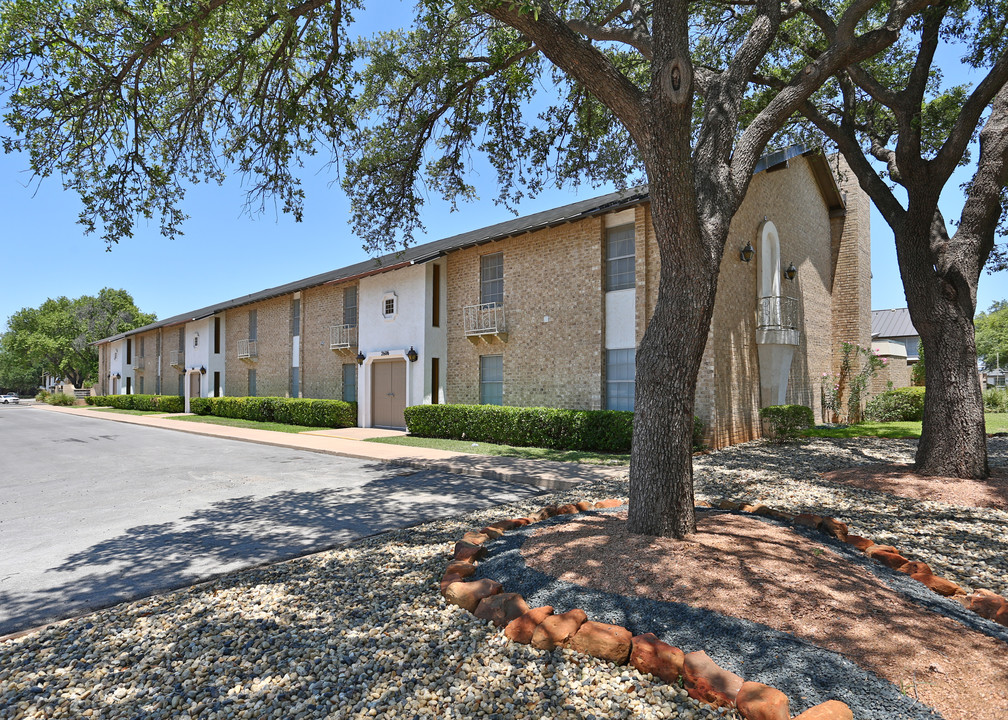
top-left (126, 339), bottom-right (132, 365)
top-left (480, 355), bottom-right (503, 405)
top-left (126, 377), bottom-right (131, 395)
top-left (290, 367), bottom-right (299, 398)
top-left (248, 369), bottom-right (257, 397)
top-left (342, 364), bottom-right (357, 402)
top-left (214, 317), bottom-right (221, 354)
top-left (606, 225), bottom-right (636, 291)
top-left (606, 348), bottom-right (636, 411)
top-left (382, 292), bottom-right (397, 320)
top-left (178, 328), bottom-right (185, 351)
top-left (344, 287), bottom-right (358, 327)
top-left (138, 337), bottom-right (144, 358)
top-left (193, 333), bottom-right (199, 349)
top-left (137, 376), bottom-right (144, 394)
top-left (432, 265), bottom-right (441, 327)
top-left (178, 374), bottom-right (184, 397)
top-left (213, 372), bottom-right (221, 397)
top-left (431, 357), bottom-right (440, 404)
top-left (248, 310), bottom-right (257, 341)
top-left (292, 299), bottom-right (301, 337)
top-left (480, 253), bottom-right (504, 306)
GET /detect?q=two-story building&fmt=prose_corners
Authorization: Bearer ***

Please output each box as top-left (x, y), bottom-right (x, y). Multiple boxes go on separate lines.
top-left (96, 145), bottom-right (871, 447)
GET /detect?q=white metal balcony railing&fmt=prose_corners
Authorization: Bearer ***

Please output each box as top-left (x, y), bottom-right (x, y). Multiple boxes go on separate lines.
top-left (237, 339), bottom-right (258, 359)
top-left (329, 324), bottom-right (358, 350)
top-left (133, 358), bottom-right (144, 371)
top-left (463, 302), bottom-right (507, 341)
top-left (757, 295), bottom-right (800, 331)
top-left (169, 350), bottom-right (184, 367)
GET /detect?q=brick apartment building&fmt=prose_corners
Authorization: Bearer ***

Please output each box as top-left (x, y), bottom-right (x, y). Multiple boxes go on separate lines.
top-left (97, 145), bottom-right (871, 448)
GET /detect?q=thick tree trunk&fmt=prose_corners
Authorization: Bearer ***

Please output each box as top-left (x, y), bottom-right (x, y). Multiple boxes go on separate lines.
top-left (896, 215), bottom-right (989, 479)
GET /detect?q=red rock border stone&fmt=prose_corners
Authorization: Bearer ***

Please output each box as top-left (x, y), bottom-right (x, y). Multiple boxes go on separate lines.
top-left (708, 497), bottom-right (1008, 627)
top-left (439, 499), bottom-right (854, 720)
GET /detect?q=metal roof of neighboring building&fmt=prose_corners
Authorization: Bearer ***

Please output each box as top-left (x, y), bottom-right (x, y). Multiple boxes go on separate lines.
top-left (97, 145), bottom-right (842, 345)
top-left (871, 308), bottom-right (918, 339)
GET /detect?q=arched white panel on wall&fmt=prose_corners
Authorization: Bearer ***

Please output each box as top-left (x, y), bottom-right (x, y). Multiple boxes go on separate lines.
top-left (757, 219), bottom-right (781, 300)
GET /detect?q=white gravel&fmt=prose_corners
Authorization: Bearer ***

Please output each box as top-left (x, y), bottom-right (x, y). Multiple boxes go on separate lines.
top-left (1, 436), bottom-right (1004, 719)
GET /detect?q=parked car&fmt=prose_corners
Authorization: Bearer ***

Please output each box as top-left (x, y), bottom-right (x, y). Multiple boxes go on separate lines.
top-left (1, 393), bottom-right (19, 404)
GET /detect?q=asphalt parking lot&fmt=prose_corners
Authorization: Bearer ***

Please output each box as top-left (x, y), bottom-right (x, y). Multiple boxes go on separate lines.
top-left (0, 405), bottom-right (542, 636)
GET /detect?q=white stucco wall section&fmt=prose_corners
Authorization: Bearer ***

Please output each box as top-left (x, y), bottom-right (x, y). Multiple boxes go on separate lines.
top-left (207, 314), bottom-right (226, 396)
top-left (605, 289), bottom-right (636, 349)
top-left (423, 261), bottom-right (448, 405)
top-left (109, 340), bottom-right (125, 393)
top-left (357, 263), bottom-right (428, 427)
top-left (183, 319), bottom-right (210, 410)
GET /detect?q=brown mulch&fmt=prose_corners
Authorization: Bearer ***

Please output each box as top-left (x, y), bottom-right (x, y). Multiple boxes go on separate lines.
top-left (521, 511), bottom-right (1008, 720)
top-left (821, 463), bottom-right (1008, 510)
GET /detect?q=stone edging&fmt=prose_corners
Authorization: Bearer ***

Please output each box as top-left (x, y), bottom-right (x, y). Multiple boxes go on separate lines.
top-left (439, 499), bottom-right (853, 720)
top-left (710, 497), bottom-right (1008, 628)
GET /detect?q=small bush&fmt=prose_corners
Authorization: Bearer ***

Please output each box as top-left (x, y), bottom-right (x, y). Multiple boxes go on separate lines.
top-left (36, 389), bottom-right (50, 402)
top-left (864, 386), bottom-right (926, 422)
top-left (693, 415), bottom-right (706, 451)
top-left (984, 387), bottom-right (1008, 413)
top-left (48, 392), bottom-right (76, 406)
top-left (189, 396), bottom-right (356, 428)
top-left (759, 404), bottom-right (815, 442)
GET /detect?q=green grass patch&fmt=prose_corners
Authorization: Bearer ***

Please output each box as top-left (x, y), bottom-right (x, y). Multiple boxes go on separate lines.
top-left (366, 435), bottom-right (631, 465)
top-left (803, 413), bottom-right (1008, 439)
top-left (90, 407), bottom-right (169, 416)
top-left (172, 415), bottom-right (320, 434)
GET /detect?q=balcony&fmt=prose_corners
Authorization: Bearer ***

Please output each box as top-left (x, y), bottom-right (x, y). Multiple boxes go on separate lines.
top-left (330, 324), bottom-right (358, 351)
top-left (133, 357), bottom-right (144, 371)
top-left (463, 302), bottom-right (507, 343)
top-left (237, 339), bottom-right (258, 360)
top-left (757, 295), bottom-right (799, 330)
top-left (169, 350), bottom-right (184, 368)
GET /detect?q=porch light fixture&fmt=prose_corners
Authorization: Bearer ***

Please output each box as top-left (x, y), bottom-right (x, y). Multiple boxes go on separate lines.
top-left (200, 365), bottom-right (207, 375)
top-left (785, 262), bottom-right (797, 281)
top-left (407, 346), bottom-right (418, 363)
top-left (356, 352), bottom-right (366, 366)
top-left (740, 241), bottom-right (755, 263)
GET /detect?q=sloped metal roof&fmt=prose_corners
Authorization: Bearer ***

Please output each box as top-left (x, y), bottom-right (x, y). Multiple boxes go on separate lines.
top-left (98, 144), bottom-right (842, 345)
top-left (871, 308), bottom-right (918, 339)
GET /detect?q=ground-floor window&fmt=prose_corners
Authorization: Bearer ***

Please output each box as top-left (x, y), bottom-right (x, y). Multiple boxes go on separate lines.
top-left (480, 355), bottom-right (503, 405)
top-left (342, 364), bottom-right (356, 402)
top-left (213, 372), bottom-right (221, 397)
top-left (137, 376), bottom-right (144, 394)
top-left (248, 369), bottom-right (257, 397)
top-left (606, 348), bottom-right (635, 411)
top-left (290, 367), bottom-right (299, 398)
top-left (177, 373), bottom-right (184, 397)
top-left (125, 377), bottom-right (132, 395)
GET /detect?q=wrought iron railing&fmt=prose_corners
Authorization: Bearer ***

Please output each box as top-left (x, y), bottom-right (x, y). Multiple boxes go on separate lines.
top-left (330, 324), bottom-right (358, 350)
top-left (237, 339), bottom-right (258, 359)
top-left (463, 302), bottom-right (506, 337)
top-left (169, 350), bottom-right (184, 367)
top-left (757, 295), bottom-right (799, 330)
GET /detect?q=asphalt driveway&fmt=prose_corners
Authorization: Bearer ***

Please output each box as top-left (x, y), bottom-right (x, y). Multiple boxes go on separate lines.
top-left (0, 405), bottom-right (542, 636)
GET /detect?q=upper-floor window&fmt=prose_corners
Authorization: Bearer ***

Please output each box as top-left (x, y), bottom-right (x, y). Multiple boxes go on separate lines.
top-left (606, 225), bottom-right (635, 291)
top-left (382, 292), bottom-right (398, 320)
top-left (248, 309), bottom-right (258, 340)
top-left (480, 252), bottom-right (504, 306)
top-left (344, 287), bottom-right (358, 327)
top-left (292, 299), bottom-right (301, 337)
top-left (214, 317), bottom-right (221, 354)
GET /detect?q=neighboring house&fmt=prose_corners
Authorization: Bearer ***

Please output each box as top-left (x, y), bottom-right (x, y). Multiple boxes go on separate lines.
top-left (96, 145), bottom-right (871, 448)
top-left (871, 307), bottom-right (918, 390)
top-left (984, 367), bottom-right (1006, 388)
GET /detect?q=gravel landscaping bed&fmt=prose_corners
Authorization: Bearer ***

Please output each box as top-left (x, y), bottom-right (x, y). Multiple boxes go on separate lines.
top-left (1, 437), bottom-right (1004, 720)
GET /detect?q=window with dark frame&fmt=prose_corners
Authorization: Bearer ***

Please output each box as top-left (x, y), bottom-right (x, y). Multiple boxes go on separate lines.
top-left (432, 265), bottom-right (441, 327)
top-left (479, 355), bottom-right (503, 405)
top-left (344, 287), bottom-right (358, 327)
top-left (606, 348), bottom-right (636, 411)
top-left (214, 317), bottom-right (221, 354)
top-left (606, 225), bottom-right (636, 291)
top-left (213, 371), bottom-right (221, 397)
top-left (248, 369), bottom-right (257, 397)
top-left (480, 253), bottom-right (504, 306)
top-left (342, 364), bottom-right (357, 402)
top-left (126, 339), bottom-right (132, 365)
top-left (292, 299), bottom-right (301, 337)
top-left (249, 310), bottom-right (257, 341)
top-left (138, 376), bottom-right (144, 394)
top-left (431, 357), bottom-right (440, 404)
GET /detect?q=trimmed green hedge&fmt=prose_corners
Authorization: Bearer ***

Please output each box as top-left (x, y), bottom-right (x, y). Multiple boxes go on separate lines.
top-left (759, 404), bottom-right (815, 442)
top-left (189, 396), bottom-right (357, 428)
top-left (89, 394), bottom-right (185, 413)
top-left (404, 404), bottom-right (634, 452)
top-left (864, 386), bottom-right (926, 422)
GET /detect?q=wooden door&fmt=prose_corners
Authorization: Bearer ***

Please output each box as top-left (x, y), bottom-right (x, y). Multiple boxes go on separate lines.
top-left (189, 373), bottom-right (201, 400)
top-left (372, 360), bottom-right (407, 428)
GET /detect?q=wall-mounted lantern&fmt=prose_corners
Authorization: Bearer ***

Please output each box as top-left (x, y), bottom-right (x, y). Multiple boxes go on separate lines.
top-left (740, 241), bottom-right (755, 263)
top-left (199, 365), bottom-right (207, 375)
top-left (406, 346), bottom-right (419, 363)
top-left (785, 262), bottom-right (797, 281)
top-left (356, 352), bottom-right (366, 366)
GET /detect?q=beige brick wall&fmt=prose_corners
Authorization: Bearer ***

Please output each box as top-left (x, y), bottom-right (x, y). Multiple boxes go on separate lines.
top-left (225, 295), bottom-right (292, 397)
top-left (160, 325), bottom-right (187, 396)
top-left (301, 281), bottom-right (358, 399)
top-left (131, 329), bottom-right (160, 394)
top-left (871, 357), bottom-right (912, 394)
top-left (445, 218), bottom-right (605, 408)
top-left (831, 154), bottom-right (873, 371)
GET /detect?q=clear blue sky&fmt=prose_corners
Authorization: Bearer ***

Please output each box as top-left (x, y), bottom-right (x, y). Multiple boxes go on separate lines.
top-left (1, 7), bottom-right (1005, 331)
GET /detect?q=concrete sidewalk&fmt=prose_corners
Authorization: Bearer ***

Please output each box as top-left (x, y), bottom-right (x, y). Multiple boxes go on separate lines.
top-left (34, 404), bottom-right (627, 490)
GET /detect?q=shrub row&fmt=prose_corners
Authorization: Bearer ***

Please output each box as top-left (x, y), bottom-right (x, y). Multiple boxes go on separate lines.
top-left (864, 386), bottom-right (926, 422)
top-left (404, 404), bottom-right (707, 453)
top-left (758, 404), bottom-right (815, 442)
top-left (189, 396), bottom-right (357, 428)
top-left (88, 394), bottom-right (186, 413)
top-left (46, 392), bottom-right (76, 406)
